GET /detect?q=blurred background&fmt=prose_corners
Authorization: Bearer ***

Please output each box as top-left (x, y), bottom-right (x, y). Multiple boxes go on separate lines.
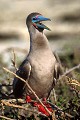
top-left (0, 0), bottom-right (80, 53)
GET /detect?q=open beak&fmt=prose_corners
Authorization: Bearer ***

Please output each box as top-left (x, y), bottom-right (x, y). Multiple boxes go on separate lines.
top-left (32, 15), bottom-right (51, 31)
top-left (36, 23), bottom-right (51, 31)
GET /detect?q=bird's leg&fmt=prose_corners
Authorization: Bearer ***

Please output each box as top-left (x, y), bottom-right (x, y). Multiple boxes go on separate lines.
top-left (26, 95), bottom-right (32, 103)
top-left (26, 95), bottom-right (53, 116)
top-left (42, 98), bottom-right (47, 102)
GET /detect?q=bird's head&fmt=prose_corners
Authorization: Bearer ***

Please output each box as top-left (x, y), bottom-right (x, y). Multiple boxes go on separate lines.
top-left (26, 12), bottom-right (51, 32)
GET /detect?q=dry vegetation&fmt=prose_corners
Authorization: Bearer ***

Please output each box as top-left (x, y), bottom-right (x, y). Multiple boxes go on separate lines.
top-left (0, 48), bottom-right (80, 120)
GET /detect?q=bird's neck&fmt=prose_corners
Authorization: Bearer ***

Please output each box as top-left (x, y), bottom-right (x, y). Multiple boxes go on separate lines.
top-left (28, 26), bottom-right (51, 52)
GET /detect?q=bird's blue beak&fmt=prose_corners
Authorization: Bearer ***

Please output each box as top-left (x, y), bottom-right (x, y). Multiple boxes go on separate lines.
top-left (32, 15), bottom-right (51, 23)
top-left (32, 15), bottom-right (51, 30)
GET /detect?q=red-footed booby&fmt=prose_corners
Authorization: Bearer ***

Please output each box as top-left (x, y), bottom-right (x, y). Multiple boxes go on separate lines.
top-left (13, 12), bottom-right (60, 99)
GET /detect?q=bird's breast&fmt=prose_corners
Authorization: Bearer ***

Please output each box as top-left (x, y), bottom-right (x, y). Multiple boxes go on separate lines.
top-left (30, 52), bottom-right (54, 78)
top-left (27, 51), bottom-right (56, 98)
top-left (31, 60), bottom-right (53, 80)
top-left (28, 58), bottom-right (54, 98)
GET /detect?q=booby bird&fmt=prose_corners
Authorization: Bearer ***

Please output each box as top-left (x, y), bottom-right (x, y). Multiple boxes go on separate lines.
top-left (13, 12), bottom-right (60, 99)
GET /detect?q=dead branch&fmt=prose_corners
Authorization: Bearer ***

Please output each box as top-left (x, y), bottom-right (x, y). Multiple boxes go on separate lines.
top-left (0, 115), bottom-right (14, 120)
top-left (3, 67), bottom-right (52, 116)
top-left (61, 63), bottom-right (80, 77)
top-left (1, 98), bottom-right (74, 118)
top-left (1, 99), bottom-right (47, 117)
top-left (0, 99), bottom-right (25, 104)
top-left (59, 64), bottom-right (80, 87)
top-left (47, 101), bottom-right (74, 118)
top-left (11, 49), bottom-right (18, 71)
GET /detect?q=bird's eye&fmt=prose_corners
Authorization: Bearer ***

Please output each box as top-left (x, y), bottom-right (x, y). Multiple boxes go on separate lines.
top-left (33, 17), bottom-right (37, 20)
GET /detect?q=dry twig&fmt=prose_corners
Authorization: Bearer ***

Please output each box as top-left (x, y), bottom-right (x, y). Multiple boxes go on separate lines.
top-left (11, 49), bottom-right (18, 71)
top-left (61, 63), bottom-right (80, 77)
top-left (59, 64), bottom-right (80, 87)
top-left (1, 100), bottom-right (47, 117)
top-left (0, 115), bottom-right (14, 120)
top-left (47, 101), bottom-right (74, 118)
top-left (3, 67), bottom-right (52, 116)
